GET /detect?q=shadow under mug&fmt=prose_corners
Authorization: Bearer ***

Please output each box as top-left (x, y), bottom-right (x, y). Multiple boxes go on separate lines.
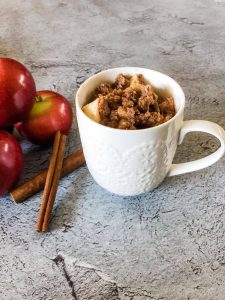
top-left (75, 67), bottom-right (225, 196)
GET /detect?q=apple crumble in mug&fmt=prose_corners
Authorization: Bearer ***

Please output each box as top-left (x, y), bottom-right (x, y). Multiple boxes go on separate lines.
top-left (82, 73), bottom-right (175, 129)
top-left (76, 67), bottom-right (225, 196)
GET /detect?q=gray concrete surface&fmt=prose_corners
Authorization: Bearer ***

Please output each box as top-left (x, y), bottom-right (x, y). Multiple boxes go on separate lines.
top-left (1, 0), bottom-right (225, 299)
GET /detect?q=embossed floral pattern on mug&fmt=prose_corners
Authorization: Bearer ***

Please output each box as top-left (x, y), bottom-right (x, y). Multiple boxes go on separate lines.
top-left (83, 137), bottom-right (171, 195)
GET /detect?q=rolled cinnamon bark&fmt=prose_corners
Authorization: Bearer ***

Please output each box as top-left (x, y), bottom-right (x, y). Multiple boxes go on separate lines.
top-left (10, 149), bottom-right (85, 204)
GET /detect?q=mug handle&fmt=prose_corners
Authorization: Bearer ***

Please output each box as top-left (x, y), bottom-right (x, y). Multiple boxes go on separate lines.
top-left (168, 120), bottom-right (225, 176)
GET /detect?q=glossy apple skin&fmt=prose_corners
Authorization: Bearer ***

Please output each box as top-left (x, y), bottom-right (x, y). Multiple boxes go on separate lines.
top-left (19, 90), bottom-right (73, 145)
top-left (0, 58), bottom-right (36, 127)
top-left (0, 130), bottom-right (24, 196)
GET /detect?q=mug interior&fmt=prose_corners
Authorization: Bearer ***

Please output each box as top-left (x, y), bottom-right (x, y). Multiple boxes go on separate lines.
top-left (76, 67), bottom-right (185, 126)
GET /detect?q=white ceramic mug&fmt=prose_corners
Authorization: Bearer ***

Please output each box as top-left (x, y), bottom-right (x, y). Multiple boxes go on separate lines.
top-left (75, 67), bottom-right (225, 196)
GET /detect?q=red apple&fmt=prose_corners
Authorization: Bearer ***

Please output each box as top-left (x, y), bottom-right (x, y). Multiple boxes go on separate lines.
top-left (0, 58), bottom-right (36, 127)
top-left (18, 90), bottom-right (73, 145)
top-left (0, 130), bottom-right (24, 196)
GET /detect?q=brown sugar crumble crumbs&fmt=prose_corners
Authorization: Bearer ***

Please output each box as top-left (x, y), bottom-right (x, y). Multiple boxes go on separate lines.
top-left (93, 74), bottom-right (175, 129)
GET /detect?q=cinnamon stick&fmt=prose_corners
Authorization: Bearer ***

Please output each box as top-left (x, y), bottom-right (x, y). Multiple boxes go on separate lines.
top-left (36, 131), bottom-right (62, 232)
top-left (10, 149), bottom-right (85, 204)
top-left (42, 134), bottom-right (67, 232)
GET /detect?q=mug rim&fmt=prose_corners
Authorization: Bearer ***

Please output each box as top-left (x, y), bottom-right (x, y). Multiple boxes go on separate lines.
top-left (75, 67), bottom-right (185, 133)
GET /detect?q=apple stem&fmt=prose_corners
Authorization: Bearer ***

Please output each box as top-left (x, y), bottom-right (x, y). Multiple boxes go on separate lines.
top-left (35, 95), bottom-right (42, 102)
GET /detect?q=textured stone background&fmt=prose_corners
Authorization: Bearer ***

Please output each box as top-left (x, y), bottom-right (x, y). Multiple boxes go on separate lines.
top-left (1, 0), bottom-right (225, 299)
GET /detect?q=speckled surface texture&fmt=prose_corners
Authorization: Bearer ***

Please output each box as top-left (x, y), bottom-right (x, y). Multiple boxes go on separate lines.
top-left (1, 1), bottom-right (225, 299)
